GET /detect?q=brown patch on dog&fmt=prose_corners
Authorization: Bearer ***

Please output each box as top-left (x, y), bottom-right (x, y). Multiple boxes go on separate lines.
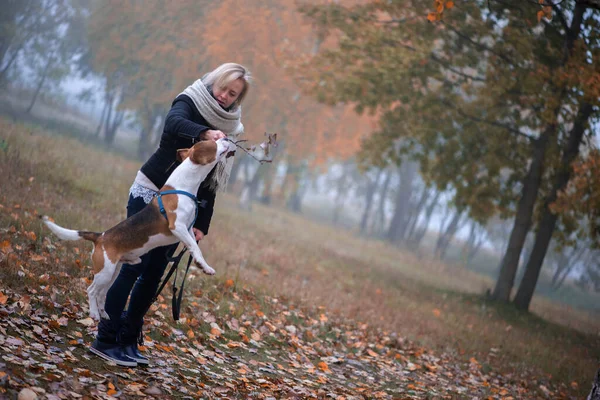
top-left (190, 140), bottom-right (217, 165)
top-left (158, 184), bottom-right (180, 230)
top-left (91, 242), bottom-right (106, 274)
top-left (91, 201), bottom-right (176, 267)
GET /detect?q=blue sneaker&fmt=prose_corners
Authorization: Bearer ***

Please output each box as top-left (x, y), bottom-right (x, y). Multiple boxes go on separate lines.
top-left (90, 340), bottom-right (137, 367)
top-left (122, 343), bottom-right (149, 365)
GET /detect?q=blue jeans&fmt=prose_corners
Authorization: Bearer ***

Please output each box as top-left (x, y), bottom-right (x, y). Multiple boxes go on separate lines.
top-left (103, 194), bottom-right (177, 325)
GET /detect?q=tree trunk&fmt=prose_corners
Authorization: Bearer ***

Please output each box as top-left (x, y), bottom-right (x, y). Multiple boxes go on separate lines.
top-left (491, 130), bottom-right (551, 301)
top-left (0, 46), bottom-right (22, 85)
top-left (435, 208), bottom-right (464, 260)
top-left (138, 103), bottom-right (159, 160)
top-left (95, 99), bottom-right (108, 137)
top-left (404, 185), bottom-right (430, 243)
top-left (287, 171), bottom-right (307, 213)
top-left (491, 2), bottom-right (587, 303)
top-left (26, 55), bottom-right (54, 113)
top-left (370, 168), bottom-right (392, 236)
top-left (228, 152), bottom-right (246, 191)
top-left (550, 251), bottom-right (569, 288)
top-left (104, 109), bottom-right (124, 147)
top-left (332, 162), bottom-right (353, 225)
top-left (387, 162), bottom-right (416, 243)
top-left (359, 169), bottom-right (382, 236)
top-left (514, 102), bottom-right (593, 310)
top-left (464, 221), bottom-right (485, 267)
top-left (408, 190), bottom-right (441, 248)
top-left (239, 163), bottom-right (262, 211)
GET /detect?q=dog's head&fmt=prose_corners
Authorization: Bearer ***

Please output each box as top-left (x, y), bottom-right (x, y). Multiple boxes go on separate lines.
top-left (176, 138), bottom-right (236, 165)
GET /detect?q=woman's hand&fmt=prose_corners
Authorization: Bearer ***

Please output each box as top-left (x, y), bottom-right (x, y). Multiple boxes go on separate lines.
top-left (205, 129), bottom-right (226, 140)
top-left (193, 228), bottom-right (205, 242)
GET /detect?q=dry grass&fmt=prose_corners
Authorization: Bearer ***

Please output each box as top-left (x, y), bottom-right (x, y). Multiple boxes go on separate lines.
top-left (1, 117), bottom-right (599, 396)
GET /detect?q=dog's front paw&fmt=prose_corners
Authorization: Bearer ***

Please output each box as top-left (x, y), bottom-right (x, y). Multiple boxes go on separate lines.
top-left (202, 265), bottom-right (216, 275)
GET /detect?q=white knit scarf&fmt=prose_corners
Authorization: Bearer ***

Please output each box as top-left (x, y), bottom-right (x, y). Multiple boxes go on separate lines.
top-left (179, 78), bottom-right (244, 191)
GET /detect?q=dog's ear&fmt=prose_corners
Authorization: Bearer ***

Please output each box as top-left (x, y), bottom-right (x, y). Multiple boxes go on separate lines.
top-left (176, 148), bottom-right (191, 163)
top-left (191, 141), bottom-right (217, 165)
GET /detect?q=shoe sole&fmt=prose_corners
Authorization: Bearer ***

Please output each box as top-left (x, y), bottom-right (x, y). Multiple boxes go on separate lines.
top-left (89, 347), bottom-right (138, 367)
top-left (126, 355), bottom-right (149, 365)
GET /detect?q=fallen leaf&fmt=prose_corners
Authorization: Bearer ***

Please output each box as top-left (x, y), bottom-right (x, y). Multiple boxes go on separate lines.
top-left (317, 361), bottom-right (329, 372)
top-left (0, 240), bottom-right (11, 253)
top-left (77, 318), bottom-right (95, 327)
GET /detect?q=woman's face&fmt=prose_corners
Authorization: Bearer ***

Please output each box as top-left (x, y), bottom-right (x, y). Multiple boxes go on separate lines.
top-left (213, 78), bottom-right (245, 109)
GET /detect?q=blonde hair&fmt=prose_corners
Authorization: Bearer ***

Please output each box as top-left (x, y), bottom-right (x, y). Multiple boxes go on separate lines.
top-left (202, 63), bottom-right (252, 108)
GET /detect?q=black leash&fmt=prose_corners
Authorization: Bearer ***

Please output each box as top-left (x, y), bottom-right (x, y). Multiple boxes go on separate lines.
top-left (153, 245), bottom-right (193, 321)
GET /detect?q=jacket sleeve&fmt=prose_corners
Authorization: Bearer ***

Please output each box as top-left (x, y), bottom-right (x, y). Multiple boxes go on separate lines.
top-left (194, 184), bottom-right (216, 235)
top-left (164, 96), bottom-right (211, 141)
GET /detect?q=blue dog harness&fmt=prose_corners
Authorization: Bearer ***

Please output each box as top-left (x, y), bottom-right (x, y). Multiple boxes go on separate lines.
top-left (156, 190), bottom-right (198, 231)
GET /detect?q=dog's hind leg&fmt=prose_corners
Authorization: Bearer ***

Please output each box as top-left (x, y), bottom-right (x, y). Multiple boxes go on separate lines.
top-left (89, 260), bottom-right (118, 320)
top-left (96, 262), bottom-right (123, 320)
top-left (87, 282), bottom-right (100, 321)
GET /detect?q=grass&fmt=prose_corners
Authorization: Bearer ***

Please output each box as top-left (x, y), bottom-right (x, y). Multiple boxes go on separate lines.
top-left (1, 116), bottom-right (599, 398)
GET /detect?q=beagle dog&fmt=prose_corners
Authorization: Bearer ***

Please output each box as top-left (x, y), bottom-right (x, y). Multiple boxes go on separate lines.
top-left (41, 138), bottom-right (236, 320)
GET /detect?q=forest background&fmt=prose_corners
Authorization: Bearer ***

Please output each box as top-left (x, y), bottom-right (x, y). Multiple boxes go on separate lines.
top-left (1, 0), bottom-right (600, 398)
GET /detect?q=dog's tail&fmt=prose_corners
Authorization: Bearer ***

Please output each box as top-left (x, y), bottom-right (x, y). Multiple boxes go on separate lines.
top-left (40, 216), bottom-right (101, 243)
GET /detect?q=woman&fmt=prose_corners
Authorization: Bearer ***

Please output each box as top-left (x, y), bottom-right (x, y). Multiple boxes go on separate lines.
top-left (90, 63), bottom-right (251, 366)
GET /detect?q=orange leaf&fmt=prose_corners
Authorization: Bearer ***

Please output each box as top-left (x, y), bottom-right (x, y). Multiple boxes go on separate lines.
top-left (537, 10), bottom-right (545, 22)
top-left (0, 292), bottom-right (7, 304)
top-left (0, 240), bottom-right (11, 253)
top-left (317, 361), bottom-right (330, 372)
top-left (225, 279), bottom-right (234, 288)
top-left (445, 1), bottom-right (454, 8)
top-left (187, 329), bottom-right (195, 339)
top-left (107, 389), bottom-right (117, 396)
top-left (432, 308), bottom-right (441, 317)
top-left (427, 12), bottom-right (438, 22)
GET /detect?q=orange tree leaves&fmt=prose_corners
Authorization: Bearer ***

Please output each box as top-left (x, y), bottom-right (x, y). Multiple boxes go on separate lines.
top-left (552, 149), bottom-right (600, 246)
top-left (88, 0), bottom-right (374, 166)
top-left (428, 0), bottom-right (454, 22)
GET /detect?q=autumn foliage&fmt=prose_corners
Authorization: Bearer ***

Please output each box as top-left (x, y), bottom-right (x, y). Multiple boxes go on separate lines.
top-left (552, 149), bottom-right (600, 245)
top-left (87, 0), bottom-right (378, 165)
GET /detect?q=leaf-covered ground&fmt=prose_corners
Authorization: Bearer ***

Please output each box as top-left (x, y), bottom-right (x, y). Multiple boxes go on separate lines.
top-left (0, 216), bottom-right (576, 399)
top-left (0, 284), bottom-right (571, 400)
